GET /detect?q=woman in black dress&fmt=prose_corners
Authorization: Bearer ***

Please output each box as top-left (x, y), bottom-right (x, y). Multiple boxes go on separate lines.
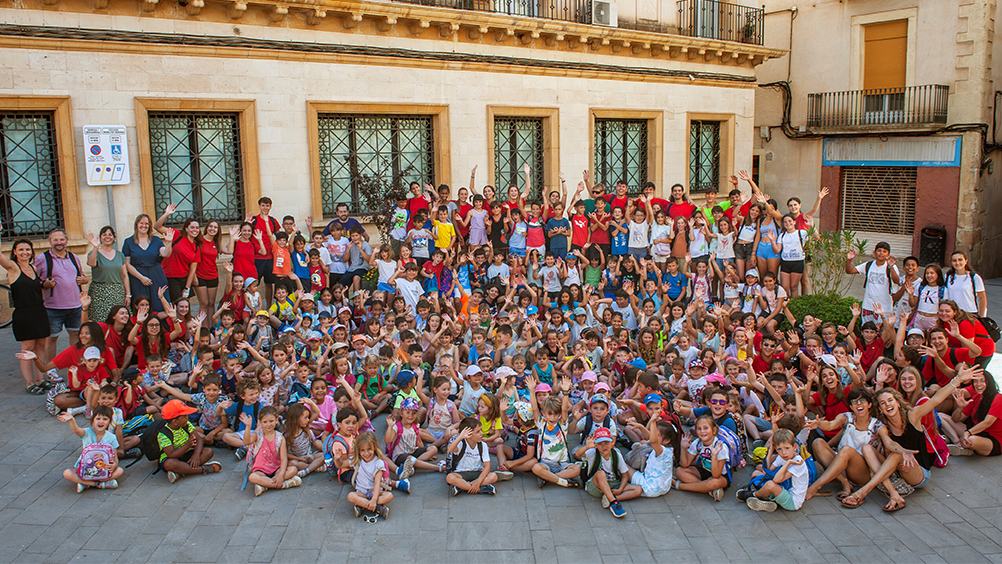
top-left (1, 238), bottom-right (51, 394)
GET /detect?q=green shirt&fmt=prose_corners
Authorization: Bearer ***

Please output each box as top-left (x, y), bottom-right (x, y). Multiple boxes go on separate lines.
top-left (698, 200), bottom-right (731, 223)
top-left (157, 421), bottom-right (195, 462)
top-left (92, 250), bottom-right (126, 285)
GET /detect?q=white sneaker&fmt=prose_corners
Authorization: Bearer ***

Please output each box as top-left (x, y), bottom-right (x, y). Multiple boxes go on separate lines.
top-left (76, 483), bottom-right (87, 494)
top-left (254, 484), bottom-right (266, 497)
top-left (98, 479), bottom-right (119, 489)
top-left (46, 369), bottom-right (63, 383)
top-left (601, 494), bottom-right (611, 509)
top-left (709, 488), bottom-right (723, 502)
top-left (495, 471), bottom-right (514, 482)
top-left (167, 471), bottom-right (179, 484)
top-left (746, 497), bottom-right (777, 512)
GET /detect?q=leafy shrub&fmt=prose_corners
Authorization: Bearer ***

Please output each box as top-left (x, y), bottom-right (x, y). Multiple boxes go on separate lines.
top-left (781, 292), bottom-right (860, 331)
top-left (804, 227), bottom-right (867, 296)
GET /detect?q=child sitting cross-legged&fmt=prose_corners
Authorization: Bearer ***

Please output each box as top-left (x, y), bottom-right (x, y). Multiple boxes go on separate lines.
top-left (740, 428), bottom-right (809, 512)
top-left (676, 414), bottom-right (731, 501)
top-left (156, 374), bottom-right (228, 446)
top-left (244, 406), bottom-right (303, 496)
top-left (497, 400), bottom-right (540, 474)
top-left (445, 417), bottom-right (500, 496)
top-left (157, 399), bottom-right (222, 483)
top-left (284, 402), bottom-right (326, 478)
top-left (347, 432), bottom-right (393, 520)
top-left (574, 427), bottom-right (642, 518)
top-left (385, 398), bottom-right (445, 478)
top-left (528, 374), bottom-right (582, 488)
top-left (58, 407), bottom-right (124, 492)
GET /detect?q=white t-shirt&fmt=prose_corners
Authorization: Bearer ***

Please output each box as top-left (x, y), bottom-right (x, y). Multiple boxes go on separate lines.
top-left (583, 448), bottom-right (630, 481)
top-left (687, 437), bottom-right (730, 474)
top-left (451, 438), bottom-right (490, 472)
top-left (946, 272), bottom-right (985, 315)
top-left (325, 236), bottom-right (349, 274)
top-left (770, 454), bottom-right (809, 509)
top-left (610, 302), bottom-right (638, 331)
top-left (395, 278), bottom-right (424, 313)
top-left (915, 283), bottom-right (946, 315)
top-left (858, 261), bottom-right (897, 314)
top-left (779, 230), bottom-right (807, 262)
top-left (390, 206), bottom-right (408, 241)
top-left (309, 245), bottom-right (332, 268)
top-left (714, 232), bottom-right (735, 259)
top-left (737, 224), bottom-right (757, 243)
top-left (376, 259), bottom-right (396, 284)
top-left (628, 221), bottom-right (649, 249)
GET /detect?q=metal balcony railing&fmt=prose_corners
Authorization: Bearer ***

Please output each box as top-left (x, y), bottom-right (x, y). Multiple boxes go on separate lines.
top-left (807, 84), bottom-right (950, 128)
top-left (677, 0), bottom-right (764, 45)
top-left (392, 0), bottom-right (592, 24)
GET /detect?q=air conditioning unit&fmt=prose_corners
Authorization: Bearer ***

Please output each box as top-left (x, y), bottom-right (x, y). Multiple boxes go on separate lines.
top-left (592, 0), bottom-right (618, 27)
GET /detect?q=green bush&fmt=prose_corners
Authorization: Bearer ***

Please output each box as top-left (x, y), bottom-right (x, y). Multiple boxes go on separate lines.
top-left (780, 292), bottom-right (860, 331)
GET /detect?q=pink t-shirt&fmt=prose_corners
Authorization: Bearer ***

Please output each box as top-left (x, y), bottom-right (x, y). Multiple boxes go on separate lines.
top-left (310, 393), bottom-right (337, 435)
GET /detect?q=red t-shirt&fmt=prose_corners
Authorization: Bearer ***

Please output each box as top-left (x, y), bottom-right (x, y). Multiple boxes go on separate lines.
top-left (455, 202), bottom-right (473, 237)
top-left (604, 194), bottom-right (630, 211)
top-left (570, 214), bottom-right (590, 247)
top-left (502, 198), bottom-right (523, 217)
top-left (136, 334), bottom-right (172, 371)
top-left (854, 336), bottom-right (886, 374)
top-left (407, 196), bottom-right (430, 231)
top-left (810, 391), bottom-right (850, 438)
top-left (963, 388), bottom-right (1002, 444)
top-left (52, 345), bottom-right (119, 373)
top-left (98, 322), bottom-right (127, 369)
top-left (633, 197), bottom-right (670, 213)
top-left (196, 239), bottom-right (218, 280)
top-left (162, 229), bottom-right (200, 279)
top-left (590, 211), bottom-right (611, 245)
top-left (668, 201), bottom-right (696, 220)
top-left (922, 347), bottom-right (976, 387)
top-left (251, 216), bottom-right (280, 259)
top-left (947, 319), bottom-right (996, 358)
top-left (68, 365), bottom-right (111, 392)
top-left (232, 239), bottom-right (258, 281)
top-left (752, 352), bottom-right (782, 374)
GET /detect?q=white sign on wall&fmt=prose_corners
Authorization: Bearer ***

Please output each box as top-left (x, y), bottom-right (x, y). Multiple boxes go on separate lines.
top-left (83, 125), bottom-right (131, 186)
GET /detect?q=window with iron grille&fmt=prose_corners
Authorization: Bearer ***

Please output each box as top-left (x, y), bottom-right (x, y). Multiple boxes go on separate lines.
top-left (0, 112), bottom-right (63, 238)
top-left (148, 113), bottom-right (244, 226)
top-left (689, 120), bottom-right (720, 193)
top-left (841, 166), bottom-right (916, 236)
top-left (317, 115), bottom-right (435, 216)
top-left (494, 117), bottom-right (544, 201)
top-left (594, 119), bottom-right (648, 195)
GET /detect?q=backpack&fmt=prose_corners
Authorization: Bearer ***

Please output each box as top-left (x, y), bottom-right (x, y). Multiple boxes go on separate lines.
top-left (716, 426), bottom-right (744, 471)
top-left (958, 272), bottom-right (1001, 342)
top-left (863, 261), bottom-right (893, 294)
top-left (138, 419), bottom-right (175, 464)
top-left (43, 250), bottom-right (83, 297)
top-left (579, 412), bottom-right (613, 439)
top-left (387, 420), bottom-right (420, 458)
top-left (230, 400), bottom-right (260, 432)
top-left (323, 434), bottom-right (351, 476)
top-left (76, 441), bottom-right (117, 481)
top-left (287, 381), bottom-right (311, 405)
top-left (446, 439), bottom-right (484, 473)
top-left (584, 447), bottom-right (623, 484)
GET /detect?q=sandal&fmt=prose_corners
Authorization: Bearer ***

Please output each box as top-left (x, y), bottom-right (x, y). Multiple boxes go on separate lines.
top-left (813, 489), bottom-right (833, 497)
top-left (39, 380), bottom-right (55, 390)
top-left (882, 499), bottom-right (906, 513)
top-left (25, 384), bottom-right (45, 395)
top-left (841, 493), bottom-right (865, 509)
top-left (836, 491), bottom-right (852, 501)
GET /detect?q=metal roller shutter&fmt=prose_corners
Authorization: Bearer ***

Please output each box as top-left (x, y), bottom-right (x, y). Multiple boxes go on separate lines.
top-left (841, 166), bottom-right (916, 255)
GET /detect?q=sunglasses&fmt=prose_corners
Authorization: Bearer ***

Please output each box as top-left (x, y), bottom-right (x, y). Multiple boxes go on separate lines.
top-left (849, 398), bottom-right (868, 406)
top-left (708, 398), bottom-right (727, 406)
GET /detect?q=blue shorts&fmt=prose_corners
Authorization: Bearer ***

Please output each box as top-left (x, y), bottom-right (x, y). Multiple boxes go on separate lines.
top-left (770, 487), bottom-right (798, 511)
top-left (756, 242), bottom-right (780, 260)
top-left (48, 307), bottom-right (82, 335)
top-left (377, 282), bottom-right (395, 294)
top-left (509, 248), bottom-right (526, 258)
top-left (915, 466), bottom-right (931, 489)
top-left (628, 248), bottom-right (647, 260)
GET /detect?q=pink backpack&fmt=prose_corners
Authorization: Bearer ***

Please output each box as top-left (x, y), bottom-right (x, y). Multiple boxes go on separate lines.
top-left (76, 442), bottom-right (116, 481)
top-left (387, 420), bottom-right (420, 458)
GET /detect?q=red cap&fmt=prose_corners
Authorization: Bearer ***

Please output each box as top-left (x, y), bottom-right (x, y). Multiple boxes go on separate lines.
top-left (162, 399), bottom-right (197, 420)
top-left (593, 427), bottom-right (614, 443)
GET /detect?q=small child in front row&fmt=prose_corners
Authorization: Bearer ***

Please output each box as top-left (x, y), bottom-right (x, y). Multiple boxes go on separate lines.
top-left (284, 401), bottom-right (326, 478)
top-left (58, 407), bottom-right (123, 492)
top-left (347, 432), bottom-right (392, 520)
top-left (741, 428), bottom-right (809, 512)
top-left (575, 428), bottom-right (641, 519)
top-left (244, 406), bottom-right (303, 496)
top-left (676, 414), bottom-right (731, 501)
top-left (446, 417), bottom-right (500, 496)
top-left (624, 413), bottom-right (676, 499)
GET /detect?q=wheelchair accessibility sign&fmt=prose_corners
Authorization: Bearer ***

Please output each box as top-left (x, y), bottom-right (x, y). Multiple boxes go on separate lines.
top-left (83, 125), bottom-right (130, 186)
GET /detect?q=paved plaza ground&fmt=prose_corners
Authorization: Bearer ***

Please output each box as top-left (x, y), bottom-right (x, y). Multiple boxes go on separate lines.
top-left (1, 280), bottom-right (1002, 563)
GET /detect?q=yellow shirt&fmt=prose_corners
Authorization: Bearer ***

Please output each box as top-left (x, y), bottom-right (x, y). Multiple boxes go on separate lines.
top-left (480, 415), bottom-right (502, 438)
top-left (433, 220), bottom-right (455, 248)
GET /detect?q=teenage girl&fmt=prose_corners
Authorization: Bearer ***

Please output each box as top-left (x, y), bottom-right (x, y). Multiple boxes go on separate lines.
top-left (734, 204), bottom-right (759, 277)
top-left (752, 195), bottom-right (784, 280)
top-left (772, 214), bottom-right (808, 299)
top-left (910, 264), bottom-right (947, 332)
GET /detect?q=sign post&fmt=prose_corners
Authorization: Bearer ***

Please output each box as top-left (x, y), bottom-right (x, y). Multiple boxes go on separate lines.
top-left (83, 125), bottom-right (131, 232)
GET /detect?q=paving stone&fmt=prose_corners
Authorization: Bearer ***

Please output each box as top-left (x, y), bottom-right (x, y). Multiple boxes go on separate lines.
top-left (446, 521), bottom-right (532, 551)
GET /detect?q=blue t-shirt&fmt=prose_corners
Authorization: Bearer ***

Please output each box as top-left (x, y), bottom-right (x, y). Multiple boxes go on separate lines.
top-left (292, 251), bottom-right (310, 279)
top-left (509, 221), bottom-right (527, 251)
top-left (223, 401), bottom-right (260, 433)
top-left (663, 271), bottom-right (685, 299)
top-left (456, 263), bottom-right (473, 291)
top-left (545, 218), bottom-right (570, 250)
top-left (611, 220), bottom-right (628, 255)
top-left (691, 407), bottom-right (738, 435)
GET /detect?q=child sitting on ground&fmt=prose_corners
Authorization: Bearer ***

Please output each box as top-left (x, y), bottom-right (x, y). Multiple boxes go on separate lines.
top-left (157, 400), bottom-right (222, 483)
top-left (58, 406), bottom-right (123, 492)
top-left (676, 414), bottom-right (731, 501)
top-left (384, 398), bottom-right (444, 478)
top-left (740, 428), bottom-right (809, 512)
top-left (244, 406), bottom-right (303, 496)
top-left (625, 414), bottom-right (676, 499)
top-left (445, 417), bottom-right (500, 496)
top-left (528, 375), bottom-right (582, 488)
top-left (284, 402), bottom-right (326, 478)
top-left (575, 427), bottom-right (641, 518)
top-left (347, 432), bottom-right (393, 520)
top-left (156, 374), bottom-right (228, 445)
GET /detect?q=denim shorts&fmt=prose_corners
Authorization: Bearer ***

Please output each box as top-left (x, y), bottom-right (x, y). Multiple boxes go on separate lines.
top-left (48, 307), bottom-right (82, 335)
top-left (915, 466), bottom-right (931, 489)
top-left (539, 459), bottom-right (576, 474)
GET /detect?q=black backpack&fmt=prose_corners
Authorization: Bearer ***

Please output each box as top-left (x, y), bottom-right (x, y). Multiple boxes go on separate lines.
top-left (43, 250), bottom-right (83, 297)
top-left (584, 447), bottom-right (623, 484)
top-left (579, 412), bottom-right (612, 438)
top-left (863, 261), bottom-right (892, 295)
top-left (138, 419), bottom-right (175, 464)
top-left (446, 439), bottom-right (484, 473)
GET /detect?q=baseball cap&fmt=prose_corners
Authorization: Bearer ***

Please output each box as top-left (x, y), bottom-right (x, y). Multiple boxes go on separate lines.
top-left (338, 306), bottom-right (352, 315)
top-left (906, 328), bottom-right (925, 338)
top-left (395, 369), bottom-right (415, 386)
top-left (83, 346), bottom-right (102, 360)
top-left (318, 311), bottom-right (332, 319)
top-left (400, 398), bottom-right (420, 411)
top-left (495, 366), bottom-right (517, 378)
top-left (351, 334), bottom-right (367, 343)
top-left (513, 401), bottom-right (534, 421)
top-left (631, 358), bottom-right (647, 370)
top-left (300, 293), bottom-right (314, 301)
top-left (573, 307), bottom-right (587, 317)
top-left (581, 371), bottom-right (597, 382)
top-left (594, 382), bottom-right (611, 393)
top-left (465, 365), bottom-right (483, 376)
top-left (331, 342), bottom-right (349, 352)
top-left (593, 428), bottom-right (614, 443)
top-left (745, 268), bottom-right (759, 278)
top-left (590, 394), bottom-right (609, 406)
top-left (689, 359), bottom-right (705, 369)
top-left (307, 331), bottom-right (323, 341)
top-left (644, 393), bottom-right (662, 405)
top-left (706, 373), bottom-right (727, 385)
top-left (256, 310), bottom-right (270, 318)
top-left (280, 326), bottom-right (296, 334)
top-left (497, 310), bottom-right (510, 319)
top-left (534, 383), bottom-right (552, 393)
top-left (162, 399), bottom-right (197, 420)
top-left (472, 288), bottom-right (484, 295)
top-left (526, 306), bottom-right (539, 315)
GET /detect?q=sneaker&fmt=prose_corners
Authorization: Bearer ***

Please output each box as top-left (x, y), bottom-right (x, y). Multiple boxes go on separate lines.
top-left (66, 406), bottom-right (87, 417)
top-left (297, 469), bottom-right (309, 478)
top-left (736, 488), bottom-right (755, 502)
top-left (399, 456), bottom-right (416, 480)
top-left (437, 460), bottom-right (447, 473)
top-left (318, 463), bottom-right (327, 474)
top-left (46, 368), bottom-right (63, 383)
top-left (948, 444), bottom-right (974, 456)
top-left (123, 447), bottom-right (142, 459)
top-left (709, 488), bottom-right (723, 502)
top-left (395, 479), bottom-right (410, 493)
top-left (601, 494), bottom-right (611, 509)
top-left (235, 447), bottom-right (247, 460)
top-left (203, 461), bottom-right (222, 474)
top-left (479, 484), bottom-right (496, 496)
top-left (537, 477), bottom-right (547, 488)
top-left (353, 505), bottom-right (363, 518)
top-left (495, 471), bottom-right (514, 482)
top-left (609, 500), bottom-right (627, 518)
top-left (76, 483), bottom-right (87, 494)
top-left (97, 479), bottom-right (118, 489)
top-left (287, 475), bottom-right (302, 488)
top-left (84, 408), bottom-right (93, 420)
top-left (451, 485), bottom-right (461, 497)
top-left (376, 504), bottom-right (390, 519)
top-left (751, 439), bottom-right (766, 451)
top-left (746, 497), bottom-right (777, 512)
top-left (254, 484), bottom-right (266, 497)
top-left (167, 471), bottom-right (179, 484)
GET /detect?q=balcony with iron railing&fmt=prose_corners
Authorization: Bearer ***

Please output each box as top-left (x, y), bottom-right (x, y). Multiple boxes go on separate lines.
top-left (392, 0), bottom-right (592, 24)
top-left (807, 85), bottom-right (950, 130)
top-left (677, 0), bottom-right (763, 45)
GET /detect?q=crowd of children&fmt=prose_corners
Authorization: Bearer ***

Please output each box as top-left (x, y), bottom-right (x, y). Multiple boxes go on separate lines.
top-left (28, 167), bottom-right (1000, 520)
